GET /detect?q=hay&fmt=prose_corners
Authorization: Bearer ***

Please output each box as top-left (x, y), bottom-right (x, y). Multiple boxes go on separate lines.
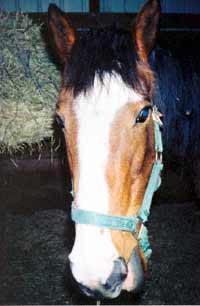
top-left (0, 11), bottom-right (61, 154)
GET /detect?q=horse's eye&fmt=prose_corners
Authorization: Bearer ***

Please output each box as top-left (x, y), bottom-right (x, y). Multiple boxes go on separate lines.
top-left (55, 114), bottom-right (65, 129)
top-left (136, 106), bottom-right (151, 124)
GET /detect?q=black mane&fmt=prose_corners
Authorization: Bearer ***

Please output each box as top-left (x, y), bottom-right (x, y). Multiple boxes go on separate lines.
top-left (64, 26), bottom-right (142, 96)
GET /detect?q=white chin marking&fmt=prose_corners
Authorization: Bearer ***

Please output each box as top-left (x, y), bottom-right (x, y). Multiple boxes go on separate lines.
top-left (69, 224), bottom-right (118, 286)
top-left (69, 73), bottom-right (142, 286)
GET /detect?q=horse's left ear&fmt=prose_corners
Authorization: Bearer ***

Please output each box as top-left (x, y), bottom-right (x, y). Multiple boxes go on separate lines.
top-left (48, 4), bottom-right (75, 63)
top-left (134, 0), bottom-right (160, 65)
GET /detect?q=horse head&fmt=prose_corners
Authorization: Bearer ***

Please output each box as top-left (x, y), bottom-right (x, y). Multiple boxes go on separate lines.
top-left (48, 0), bottom-right (162, 299)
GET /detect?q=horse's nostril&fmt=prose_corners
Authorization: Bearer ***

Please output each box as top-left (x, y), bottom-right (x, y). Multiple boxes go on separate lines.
top-left (117, 257), bottom-right (128, 281)
top-left (78, 283), bottom-right (105, 299)
top-left (78, 283), bottom-right (95, 297)
top-left (103, 257), bottom-right (128, 291)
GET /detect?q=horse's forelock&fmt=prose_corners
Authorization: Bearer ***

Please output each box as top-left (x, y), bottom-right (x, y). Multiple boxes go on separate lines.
top-left (63, 27), bottom-right (150, 98)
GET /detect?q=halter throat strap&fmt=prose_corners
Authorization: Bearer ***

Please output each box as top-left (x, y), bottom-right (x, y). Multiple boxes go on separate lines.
top-left (71, 107), bottom-right (163, 261)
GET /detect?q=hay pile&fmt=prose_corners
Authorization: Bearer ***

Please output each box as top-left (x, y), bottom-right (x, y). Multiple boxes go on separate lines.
top-left (0, 11), bottom-right (61, 154)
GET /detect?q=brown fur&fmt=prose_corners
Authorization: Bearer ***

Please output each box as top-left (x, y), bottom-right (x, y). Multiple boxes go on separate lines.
top-left (48, 4), bottom-right (75, 62)
top-left (106, 101), bottom-right (155, 264)
top-left (134, 0), bottom-right (160, 96)
top-left (56, 88), bottom-right (79, 194)
top-left (134, 0), bottom-right (160, 63)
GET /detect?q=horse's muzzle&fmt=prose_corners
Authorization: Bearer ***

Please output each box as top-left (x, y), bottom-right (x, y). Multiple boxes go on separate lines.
top-left (76, 249), bottom-right (144, 299)
top-left (77, 257), bottom-right (127, 299)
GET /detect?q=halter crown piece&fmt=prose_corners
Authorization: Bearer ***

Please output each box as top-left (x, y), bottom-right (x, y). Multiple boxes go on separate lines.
top-left (71, 106), bottom-right (163, 261)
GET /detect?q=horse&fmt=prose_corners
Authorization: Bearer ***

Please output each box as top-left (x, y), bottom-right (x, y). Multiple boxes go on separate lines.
top-left (48, 0), bottom-right (163, 299)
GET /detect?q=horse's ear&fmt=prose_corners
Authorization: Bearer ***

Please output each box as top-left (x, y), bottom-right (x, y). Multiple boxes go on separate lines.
top-left (134, 0), bottom-right (160, 64)
top-left (48, 4), bottom-right (75, 63)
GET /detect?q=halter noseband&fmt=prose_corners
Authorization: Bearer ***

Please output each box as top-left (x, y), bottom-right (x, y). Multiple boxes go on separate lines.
top-left (71, 106), bottom-right (163, 261)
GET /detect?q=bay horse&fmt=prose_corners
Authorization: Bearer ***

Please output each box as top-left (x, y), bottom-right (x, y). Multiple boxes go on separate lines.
top-left (48, 0), bottom-right (163, 299)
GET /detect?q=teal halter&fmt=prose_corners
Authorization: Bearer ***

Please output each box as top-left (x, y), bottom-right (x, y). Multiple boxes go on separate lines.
top-left (71, 107), bottom-right (163, 261)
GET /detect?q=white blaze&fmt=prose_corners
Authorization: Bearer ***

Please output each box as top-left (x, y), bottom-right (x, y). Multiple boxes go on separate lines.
top-left (69, 73), bottom-right (142, 287)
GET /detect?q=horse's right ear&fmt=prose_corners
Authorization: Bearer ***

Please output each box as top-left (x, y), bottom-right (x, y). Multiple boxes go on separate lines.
top-left (134, 0), bottom-right (160, 65)
top-left (48, 4), bottom-right (75, 63)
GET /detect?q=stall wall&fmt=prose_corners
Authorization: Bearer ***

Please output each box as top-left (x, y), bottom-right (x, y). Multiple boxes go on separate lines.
top-left (0, 0), bottom-right (89, 12)
top-left (1, 0), bottom-right (200, 13)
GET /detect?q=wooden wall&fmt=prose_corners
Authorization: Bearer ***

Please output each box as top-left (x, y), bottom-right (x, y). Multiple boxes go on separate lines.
top-left (1, 0), bottom-right (200, 13)
top-left (101, 0), bottom-right (200, 13)
top-left (0, 0), bottom-right (89, 12)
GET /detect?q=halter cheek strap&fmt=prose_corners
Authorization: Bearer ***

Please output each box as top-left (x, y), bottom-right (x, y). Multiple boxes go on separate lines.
top-left (71, 106), bottom-right (163, 261)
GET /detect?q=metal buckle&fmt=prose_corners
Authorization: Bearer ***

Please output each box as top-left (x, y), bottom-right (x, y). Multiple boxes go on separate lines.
top-left (133, 220), bottom-right (144, 241)
top-left (156, 151), bottom-right (163, 163)
top-left (137, 223), bottom-right (144, 240)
